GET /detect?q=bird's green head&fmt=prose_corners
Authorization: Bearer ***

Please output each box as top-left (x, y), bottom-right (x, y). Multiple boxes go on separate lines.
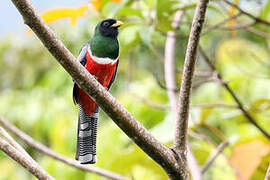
top-left (94, 19), bottom-right (124, 39)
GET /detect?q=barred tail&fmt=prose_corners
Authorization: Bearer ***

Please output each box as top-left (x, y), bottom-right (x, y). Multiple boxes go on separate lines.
top-left (75, 104), bottom-right (99, 164)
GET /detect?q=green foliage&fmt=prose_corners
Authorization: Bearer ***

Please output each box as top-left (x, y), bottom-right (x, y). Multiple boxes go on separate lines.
top-left (1, 0), bottom-right (270, 179)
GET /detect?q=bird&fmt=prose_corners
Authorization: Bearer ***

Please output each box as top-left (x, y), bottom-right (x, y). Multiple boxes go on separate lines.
top-left (72, 19), bottom-right (123, 164)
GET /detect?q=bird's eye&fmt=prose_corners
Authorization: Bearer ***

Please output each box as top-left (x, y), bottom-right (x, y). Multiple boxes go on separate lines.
top-left (103, 22), bottom-right (110, 27)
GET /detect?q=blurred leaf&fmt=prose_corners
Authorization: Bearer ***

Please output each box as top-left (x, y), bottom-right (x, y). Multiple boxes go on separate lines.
top-left (260, 0), bottom-right (270, 19)
top-left (200, 109), bottom-right (213, 123)
top-left (230, 140), bottom-right (270, 180)
top-left (250, 98), bottom-right (270, 113)
top-left (116, 7), bottom-right (144, 18)
top-left (250, 153), bottom-right (270, 180)
top-left (92, 0), bottom-right (102, 11)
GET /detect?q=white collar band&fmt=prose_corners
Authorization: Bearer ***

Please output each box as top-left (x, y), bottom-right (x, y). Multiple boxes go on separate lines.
top-left (88, 47), bottom-right (118, 65)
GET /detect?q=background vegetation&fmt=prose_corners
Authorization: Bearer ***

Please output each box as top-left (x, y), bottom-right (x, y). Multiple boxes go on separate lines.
top-left (0, 0), bottom-right (269, 179)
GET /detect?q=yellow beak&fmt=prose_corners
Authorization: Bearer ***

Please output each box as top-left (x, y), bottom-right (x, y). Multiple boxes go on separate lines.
top-left (111, 20), bottom-right (124, 28)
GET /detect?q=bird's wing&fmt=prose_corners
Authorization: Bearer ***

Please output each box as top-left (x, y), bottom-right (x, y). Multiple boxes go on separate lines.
top-left (73, 43), bottom-right (89, 104)
top-left (107, 60), bottom-right (119, 90)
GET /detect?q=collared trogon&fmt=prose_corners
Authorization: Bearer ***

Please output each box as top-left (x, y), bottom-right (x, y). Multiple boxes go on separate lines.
top-left (72, 19), bottom-right (123, 164)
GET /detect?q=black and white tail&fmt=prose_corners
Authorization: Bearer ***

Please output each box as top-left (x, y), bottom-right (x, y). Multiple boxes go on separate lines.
top-left (75, 104), bottom-right (99, 164)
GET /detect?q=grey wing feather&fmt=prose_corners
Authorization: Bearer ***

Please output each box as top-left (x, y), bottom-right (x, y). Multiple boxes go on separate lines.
top-left (73, 43), bottom-right (89, 104)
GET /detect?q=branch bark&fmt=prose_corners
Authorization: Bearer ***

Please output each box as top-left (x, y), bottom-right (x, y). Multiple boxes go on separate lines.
top-left (265, 163), bottom-right (270, 180)
top-left (164, 9), bottom-right (202, 180)
top-left (0, 136), bottom-right (54, 180)
top-left (223, 0), bottom-right (270, 26)
top-left (0, 117), bottom-right (130, 180)
top-left (9, 0), bottom-right (182, 178)
top-left (201, 141), bottom-right (229, 173)
top-left (199, 47), bottom-right (270, 139)
top-left (173, 1), bottom-right (210, 179)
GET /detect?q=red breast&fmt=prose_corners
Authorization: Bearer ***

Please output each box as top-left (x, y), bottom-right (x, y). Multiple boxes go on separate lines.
top-left (77, 50), bottom-right (119, 115)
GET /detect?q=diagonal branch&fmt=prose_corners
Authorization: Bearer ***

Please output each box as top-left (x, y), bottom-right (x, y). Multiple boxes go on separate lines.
top-left (10, 0), bottom-right (181, 178)
top-left (201, 141), bottom-right (229, 173)
top-left (223, 0), bottom-right (270, 26)
top-left (199, 47), bottom-right (270, 139)
top-left (0, 117), bottom-right (130, 180)
top-left (173, 0), bottom-right (209, 179)
top-left (0, 126), bottom-right (54, 180)
top-left (0, 136), bottom-right (54, 180)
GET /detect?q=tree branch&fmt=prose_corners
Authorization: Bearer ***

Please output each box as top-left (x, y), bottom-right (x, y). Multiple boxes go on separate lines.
top-left (199, 47), bottom-right (270, 139)
top-left (265, 163), bottom-right (270, 180)
top-left (9, 0), bottom-right (181, 178)
top-left (0, 117), bottom-right (130, 180)
top-left (201, 141), bottom-right (229, 173)
top-left (202, 12), bottom-right (242, 35)
top-left (223, 0), bottom-right (270, 26)
top-left (0, 136), bottom-right (54, 180)
top-left (164, 9), bottom-right (202, 180)
top-left (173, 0), bottom-right (209, 179)
top-left (164, 10), bottom-right (184, 113)
top-left (0, 126), bottom-right (55, 180)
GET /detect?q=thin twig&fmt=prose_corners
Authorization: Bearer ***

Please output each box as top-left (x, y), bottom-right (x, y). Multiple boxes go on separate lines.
top-left (173, 0), bottom-right (210, 179)
top-left (133, 94), bottom-right (238, 110)
top-left (216, 22), bottom-right (256, 30)
top-left (265, 163), bottom-right (270, 180)
top-left (223, 0), bottom-right (270, 26)
top-left (0, 137), bottom-right (54, 180)
top-left (199, 47), bottom-right (270, 139)
top-left (201, 141), bottom-right (229, 173)
top-left (246, 26), bottom-right (270, 38)
top-left (10, 0), bottom-right (182, 177)
top-left (0, 117), bottom-right (130, 180)
top-left (192, 103), bottom-right (238, 109)
top-left (164, 10), bottom-right (184, 112)
top-left (132, 94), bottom-right (170, 110)
top-left (202, 12), bottom-right (242, 35)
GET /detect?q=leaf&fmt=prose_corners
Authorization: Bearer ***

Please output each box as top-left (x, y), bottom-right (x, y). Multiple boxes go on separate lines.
top-left (200, 108), bottom-right (213, 123)
top-left (230, 140), bottom-right (270, 180)
top-left (27, 5), bottom-right (88, 34)
top-left (260, 0), bottom-right (270, 19)
top-left (92, 0), bottom-right (102, 11)
top-left (91, 0), bottom-right (121, 11)
top-left (250, 98), bottom-right (270, 113)
top-left (156, 0), bottom-right (178, 20)
top-left (40, 6), bottom-right (88, 24)
top-left (115, 7), bottom-right (144, 18)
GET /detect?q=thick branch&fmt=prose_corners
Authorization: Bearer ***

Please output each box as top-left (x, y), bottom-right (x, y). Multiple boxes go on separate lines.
top-left (164, 10), bottom-right (203, 180)
top-left (0, 127), bottom-right (54, 179)
top-left (0, 117), bottom-right (130, 180)
top-left (199, 47), bottom-right (270, 139)
top-left (174, 0), bottom-right (209, 157)
top-left (173, 0), bottom-right (209, 179)
top-left (0, 137), bottom-right (54, 180)
top-left (9, 0), bottom-right (180, 177)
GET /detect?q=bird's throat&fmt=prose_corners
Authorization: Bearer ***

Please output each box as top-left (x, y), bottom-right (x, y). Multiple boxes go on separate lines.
top-left (90, 34), bottom-right (119, 59)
